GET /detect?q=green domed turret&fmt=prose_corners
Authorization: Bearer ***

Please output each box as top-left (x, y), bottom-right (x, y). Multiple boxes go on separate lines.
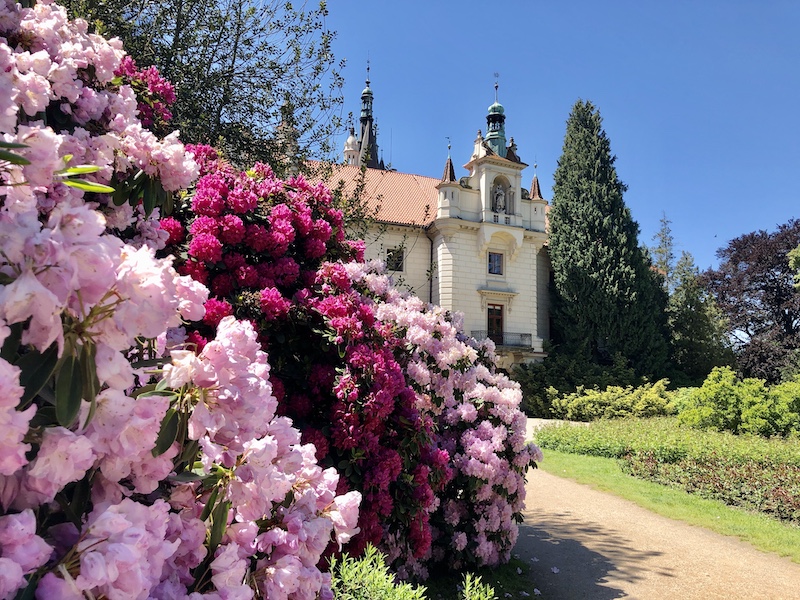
top-left (485, 82), bottom-right (507, 157)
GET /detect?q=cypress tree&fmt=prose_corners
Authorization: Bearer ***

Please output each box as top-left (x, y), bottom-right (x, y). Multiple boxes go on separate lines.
top-left (548, 100), bottom-right (669, 378)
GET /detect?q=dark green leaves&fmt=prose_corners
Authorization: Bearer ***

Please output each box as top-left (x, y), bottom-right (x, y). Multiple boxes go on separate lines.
top-left (15, 343), bottom-right (59, 407)
top-left (111, 169), bottom-right (169, 216)
top-left (55, 353), bottom-right (83, 427)
top-left (0, 141), bottom-right (31, 165)
top-left (153, 408), bottom-right (180, 456)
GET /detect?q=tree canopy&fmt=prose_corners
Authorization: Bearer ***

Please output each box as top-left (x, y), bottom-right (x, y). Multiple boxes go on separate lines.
top-left (548, 99), bottom-right (669, 379)
top-left (668, 251), bottom-right (734, 385)
top-left (703, 219), bottom-right (800, 383)
top-left (64, 0), bottom-right (344, 170)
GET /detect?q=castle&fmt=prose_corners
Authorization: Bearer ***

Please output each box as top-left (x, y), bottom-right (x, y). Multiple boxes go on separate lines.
top-left (329, 75), bottom-right (551, 369)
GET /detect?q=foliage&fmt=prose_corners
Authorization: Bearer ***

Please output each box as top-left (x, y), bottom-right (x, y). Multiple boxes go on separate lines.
top-left (163, 147), bottom-right (447, 571)
top-left (703, 219), bottom-right (800, 383)
top-left (328, 546), bottom-right (500, 600)
top-left (460, 574), bottom-right (497, 600)
top-left (536, 416), bottom-right (800, 525)
top-left (328, 545), bottom-right (427, 600)
top-left (677, 366), bottom-right (800, 437)
top-left (63, 0), bottom-right (344, 171)
top-left (533, 417), bottom-right (800, 465)
top-left (621, 451), bottom-right (800, 525)
top-left (0, 3), bottom-right (359, 598)
top-left (514, 349), bottom-right (641, 417)
top-left (667, 251), bottom-right (735, 386)
top-left (548, 99), bottom-right (670, 379)
top-left (549, 379), bottom-right (675, 422)
top-left (164, 150), bottom-right (541, 576)
top-left (650, 211), bottom-right (675, 293)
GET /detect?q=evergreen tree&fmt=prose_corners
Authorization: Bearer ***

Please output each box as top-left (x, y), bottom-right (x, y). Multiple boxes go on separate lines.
top-left (668, 251), bottom-right (734, 385)
top-left (651, 212), bottom-right (675, 293)
top-left (548, 100), bottom-right (669, 379)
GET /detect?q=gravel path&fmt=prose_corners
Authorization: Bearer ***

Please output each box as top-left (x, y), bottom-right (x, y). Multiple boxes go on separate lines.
top-left (514, 419), bottom-right (800, 599)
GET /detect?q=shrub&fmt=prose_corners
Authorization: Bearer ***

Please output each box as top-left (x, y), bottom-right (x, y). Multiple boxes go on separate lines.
top-left (678, 366), bottom-right (800, 437)
top-left (514, 351), bottom-right (642, 417)
top-left (329, 545), bottom-right (427, 600)
top-left (0, 2), bottom-right (359, 598)
top-left (549, 379), bottom-right (675, 421)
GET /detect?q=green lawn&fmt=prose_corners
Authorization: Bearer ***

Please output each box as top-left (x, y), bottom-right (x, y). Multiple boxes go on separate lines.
top-left (537, 448), bottom-right (800, 563)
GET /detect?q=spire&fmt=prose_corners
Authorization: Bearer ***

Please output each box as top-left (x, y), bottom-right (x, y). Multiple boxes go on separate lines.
top-left (441, 139), bottom-right (457, 183)
top-left (357, 60), bottom-right (382, 169)
top-left (530, 163), bottom-right (544, 200)
top-left (485, 75), bottom-right (507, 157)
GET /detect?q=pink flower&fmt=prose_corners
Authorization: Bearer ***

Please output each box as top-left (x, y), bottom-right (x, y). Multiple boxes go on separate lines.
top-left (188, 232), bottom-right (223, 263)
top-left (21, 427), bottom-right (95, 507)
top-left (259, 287), bottom-right (291, 321)
top-left (0, 509), bottom-right (52, 572)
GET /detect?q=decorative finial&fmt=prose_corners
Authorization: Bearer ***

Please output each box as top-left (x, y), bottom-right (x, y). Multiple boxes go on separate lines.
top-left (366, 59), bottom-right (371, 85)
top-left (446, 136), bottom-right (451, 157)
top-left (493, 72), bottom-right (499, 102)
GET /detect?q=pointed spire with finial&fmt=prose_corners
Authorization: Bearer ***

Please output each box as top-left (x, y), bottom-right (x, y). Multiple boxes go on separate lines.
top-left (441, 137), bottom-right (457, 183)
top-left (530, 161), bottom-right (544, 200)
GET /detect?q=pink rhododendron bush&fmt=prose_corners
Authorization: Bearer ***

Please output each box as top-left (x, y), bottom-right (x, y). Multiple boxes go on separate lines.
top-left (163, 148), bottom-right (543, 578)
top-left (0, 1), bottom-right (360, 598)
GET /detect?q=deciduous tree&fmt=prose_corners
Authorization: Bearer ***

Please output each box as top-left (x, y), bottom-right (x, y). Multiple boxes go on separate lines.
top-left (64, 0), bottom-right (344, 171)
top-left (703, 219), bottom-right (800, 382)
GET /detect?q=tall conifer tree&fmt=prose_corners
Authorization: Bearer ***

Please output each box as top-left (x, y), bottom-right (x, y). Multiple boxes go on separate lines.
top-left (549, 100), bottom-right (669, 378)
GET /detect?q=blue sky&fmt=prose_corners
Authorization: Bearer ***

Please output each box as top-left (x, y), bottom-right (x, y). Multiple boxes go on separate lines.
top-left (325, 1), bottom-right (800, 271)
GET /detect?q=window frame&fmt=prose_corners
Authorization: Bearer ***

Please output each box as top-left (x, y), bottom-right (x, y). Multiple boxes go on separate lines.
top-left (386, 246), bottom-right (405, 272)
top-left (488, 251), bottom-right (503, 275)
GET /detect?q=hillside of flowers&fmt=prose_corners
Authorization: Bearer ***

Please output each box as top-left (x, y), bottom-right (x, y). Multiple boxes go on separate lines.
top-left (0, 0), bottom-right (541, 597)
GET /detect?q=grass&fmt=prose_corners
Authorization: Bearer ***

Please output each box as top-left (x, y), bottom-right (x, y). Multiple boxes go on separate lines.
top-left (537, 447), bottom-right (800, 563)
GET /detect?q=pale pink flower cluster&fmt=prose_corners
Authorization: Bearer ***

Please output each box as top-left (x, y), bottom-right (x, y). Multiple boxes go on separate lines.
top-left (158, 317), bottom-right (361, 600)
top-left (349, 261), bottom-right (543, 571)
top-left (0, 0), bottom-right (197, 224)
top-left (0, 3), bottom-right (361, 598)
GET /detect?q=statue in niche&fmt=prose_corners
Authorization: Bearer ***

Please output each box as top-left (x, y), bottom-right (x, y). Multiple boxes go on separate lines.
top-left (493, 185), bottom-right (506, 213)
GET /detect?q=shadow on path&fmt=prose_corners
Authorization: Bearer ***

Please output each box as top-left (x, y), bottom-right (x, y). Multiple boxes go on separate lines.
top-left (515, 508), bottom-right (673, 599)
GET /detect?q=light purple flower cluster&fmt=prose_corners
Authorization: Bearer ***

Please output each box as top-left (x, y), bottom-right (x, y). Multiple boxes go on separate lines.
top-left (347, 261), bottom-right (543, 573)
top-left (0, 2), bottom-right (361, 598)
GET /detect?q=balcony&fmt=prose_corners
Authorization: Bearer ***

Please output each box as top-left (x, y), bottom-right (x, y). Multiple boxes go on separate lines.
top-left (471, 331), bottom-right (533, 348)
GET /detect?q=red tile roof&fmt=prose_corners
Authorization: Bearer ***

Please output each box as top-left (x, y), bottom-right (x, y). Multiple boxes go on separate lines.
top-left (309, 163), bottom-right (438, 227)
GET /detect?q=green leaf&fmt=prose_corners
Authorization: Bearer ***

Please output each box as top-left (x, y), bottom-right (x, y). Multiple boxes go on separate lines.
top-left (142, 176), bottom-right (156, 215)
top-left (55, 354), bottom-right (83, 427)
top-left (0, 141), bottom-right (29, 149)
top-left (62, 179), bottom-right (116, 193)
top-left (209, 498), bottom-right (231, 553)
top-left (169, 471), bottom-right (209, 483)
top-left (152, 408), bottom-right (179, 456)
top-left (0, 149), bottom-right (30, 165)
top-left (15, 343), bottom-right (59, 407)
top-left (200, 487), bottom-right (219, 522)
top-left (0, 322), bottom-right (23, 363)
top-left (62, 165), bottom-right (101, 175)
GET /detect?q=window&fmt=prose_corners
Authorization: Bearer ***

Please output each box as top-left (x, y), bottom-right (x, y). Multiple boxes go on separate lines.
top-left (386, 247), bottom-right (404, 271)
top-left (488, 304), bottom-right (504, 345)
top-left (488, 252), bottom-right (503, 275)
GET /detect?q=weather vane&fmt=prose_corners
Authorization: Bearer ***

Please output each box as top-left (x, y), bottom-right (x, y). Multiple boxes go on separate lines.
top-left (493, 72), bottom-right (499, 101)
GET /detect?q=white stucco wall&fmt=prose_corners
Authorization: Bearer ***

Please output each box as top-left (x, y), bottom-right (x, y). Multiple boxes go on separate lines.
top-left (363, 225), bottom-right (433, 300)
